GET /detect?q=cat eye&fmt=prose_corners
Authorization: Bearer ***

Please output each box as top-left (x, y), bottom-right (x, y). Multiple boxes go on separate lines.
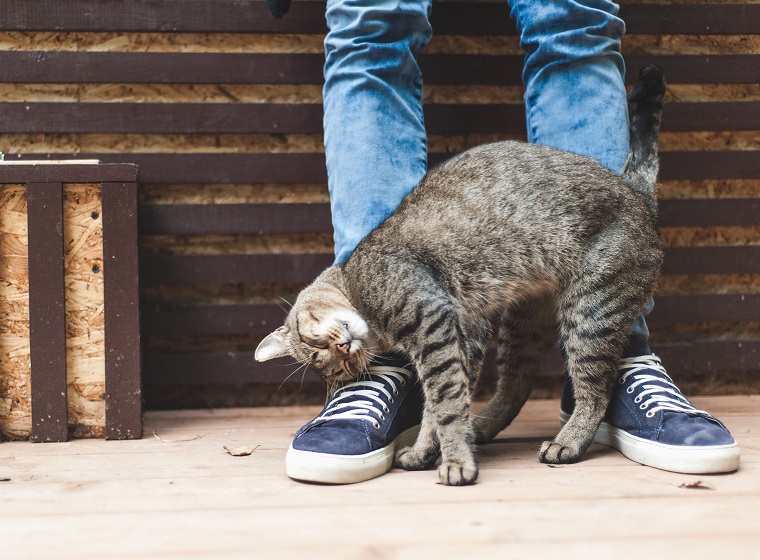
top-left (303, 337), bottom-right (329, 350)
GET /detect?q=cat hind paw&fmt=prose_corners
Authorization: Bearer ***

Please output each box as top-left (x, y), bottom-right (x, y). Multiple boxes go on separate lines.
top-left (538, 440), bottom-right (583, 464)
top-left (394, 445), bottom-right (437, 471)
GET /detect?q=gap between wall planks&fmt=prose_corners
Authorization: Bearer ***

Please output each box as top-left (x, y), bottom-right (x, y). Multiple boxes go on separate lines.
top-left (0, 165), bottom-right (141, 441)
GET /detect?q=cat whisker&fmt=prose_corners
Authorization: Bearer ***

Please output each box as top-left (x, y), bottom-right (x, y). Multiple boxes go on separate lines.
top-left (276, 296), bottom-right (294, 316)
top-left (278, 361), bottom-right (309, 391)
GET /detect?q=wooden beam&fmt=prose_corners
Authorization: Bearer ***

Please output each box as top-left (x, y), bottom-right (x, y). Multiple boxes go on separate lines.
top-left (648, 294), bottom-right (760, 325)
top-left (26, 182), bottom-right (68, 442)
top-left (653, 340), bottom-right (760, 372)
top-left (139, 202), bottom-right (333, 235)
top-left (661, 247), bottom-right (760, 275)
top-left (139, 294), bottom-right (760, 339)
top-left (0, 1), bottom-right (756, 35)
top-left (658, 199), bottom-right (760, 228)
top-left (1, 52), bottom-right (758, 85)
top-left (102, 181), bottom-right (143, 440)
top-left (0, 163), bottom-right (138, 184)
top-left (7, 152), bottom-right (759, 184)
top-left (3, 101), bottom-right (759, 135)
top-left (138, 252), bottom-right (333, 286)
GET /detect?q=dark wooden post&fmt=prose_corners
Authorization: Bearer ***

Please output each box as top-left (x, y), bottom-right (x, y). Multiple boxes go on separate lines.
top-left (27, 182), bottom-right (68, 442)
top-left (102, 181), bottom-right (143, 439)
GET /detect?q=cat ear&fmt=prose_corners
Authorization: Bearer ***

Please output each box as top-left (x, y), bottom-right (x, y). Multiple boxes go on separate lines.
top-left (255, 327), bottom-right (292, 362)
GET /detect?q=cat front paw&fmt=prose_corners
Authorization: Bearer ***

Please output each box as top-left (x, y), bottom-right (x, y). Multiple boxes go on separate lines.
top-left (438, 460), bottom-right (478, 486)
top-left (538, 440), bottom-right (583, 464)
top-left (394, 445), bottom-right (437, 471)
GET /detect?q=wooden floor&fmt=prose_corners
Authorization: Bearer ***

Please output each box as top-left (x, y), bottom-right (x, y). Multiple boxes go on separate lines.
top-left (1, 396), bottom-right (759, 559)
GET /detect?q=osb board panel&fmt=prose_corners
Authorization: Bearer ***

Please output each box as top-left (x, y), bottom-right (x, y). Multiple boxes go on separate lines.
top-left (0, 184), bottom-right (105, 440)
top-left (63, 184), bottom-right (105, 439)
top-left (0, 185), bottom-right (31, 439)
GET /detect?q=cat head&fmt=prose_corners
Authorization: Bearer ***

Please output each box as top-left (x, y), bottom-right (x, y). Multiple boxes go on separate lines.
top-left (255, 268), bottom-right (375, 383)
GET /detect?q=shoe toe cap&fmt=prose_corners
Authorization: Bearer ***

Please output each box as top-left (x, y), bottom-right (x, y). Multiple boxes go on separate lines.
top-left (658, 413), bottom-right (736, 447)
top-left (292, 422), bottom-right (373, 456)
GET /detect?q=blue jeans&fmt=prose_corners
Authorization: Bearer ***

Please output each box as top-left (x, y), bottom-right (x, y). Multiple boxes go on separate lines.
top-left (323, 0), bottom-right (649, 338)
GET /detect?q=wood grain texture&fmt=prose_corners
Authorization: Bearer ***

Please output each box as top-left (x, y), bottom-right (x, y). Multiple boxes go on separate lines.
top-left (0, 396), bottom-right (757, 558)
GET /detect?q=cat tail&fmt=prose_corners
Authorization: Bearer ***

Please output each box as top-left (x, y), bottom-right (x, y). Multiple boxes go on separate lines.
top-left (623, 65), bottom-right (666, 206)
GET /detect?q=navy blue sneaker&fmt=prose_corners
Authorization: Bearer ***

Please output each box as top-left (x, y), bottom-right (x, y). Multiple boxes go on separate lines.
top-left (286, 357), bottom-right (423, 484)
top-left (561, 337), bottom-right (740, 474)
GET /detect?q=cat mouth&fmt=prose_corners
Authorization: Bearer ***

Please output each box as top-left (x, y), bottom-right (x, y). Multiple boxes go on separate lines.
top-left (326, 350), bottom-right (371, 382)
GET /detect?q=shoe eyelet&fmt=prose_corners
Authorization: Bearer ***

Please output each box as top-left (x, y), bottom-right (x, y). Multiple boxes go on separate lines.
top-left (626, 387), bottom-right (634, 394)
top-left (372, 422), bottom-right (381, 430)
top-left (618, 378), bottom-right (625, 385)
top-left (634, 396), bottom-right (642, 403)
top-left (379, 414), bottom-right (385, 421)
top-left (389, 398), bottom-right (394, 404)
top-left (393, 389), bottom-right (399, 395)
top-left (400, 380), bottom-right (406, 386)
top-left (646, 410), bottom-right (655, 418)
top-left (639, 403), bottom-right (648, 410)
top-left (383, 405), bottom-right (390, 413)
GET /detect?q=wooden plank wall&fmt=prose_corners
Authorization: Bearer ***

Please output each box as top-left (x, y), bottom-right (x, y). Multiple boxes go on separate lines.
top-left (1, 0), bottom-right (758, 407)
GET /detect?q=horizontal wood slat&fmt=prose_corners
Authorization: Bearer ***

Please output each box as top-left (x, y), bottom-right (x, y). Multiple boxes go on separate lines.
top-left (141, 294), bottom-right (760, 338)
top-left (648, 294), bottom-right (760, 325)
top-left (143, 339), bottom-right (760, 386)
top-left (658, 199), bottom-right (760, 228)
top-left (1, 1), bottom-right (757, 35)
top-left (139, 203), bottom-right (333, 235)
top-left (661, 247), bottom-right (760, 275)
top-left (6, 153), bottom-right (329, 184)
top-left (653, 340), bottom-right (760, 372)
top-left (9, 152), bottom-right (759, 184)
top-left (139, 246), bottom-right (760, 287)
top-left (2, 52), bottom-right (758, 85)
top-left (6, 102), bottom-right (759, 134)
top-left (0, 163), bottom-right (138, 183)
top-left (141, 303), bottom-right (287, 337)
top-left (139, 252), bottom-right (333, 286)
top-left (139, 198), bottom-right (758, 236)
top-left (143, 350), bottom-right (319, 385)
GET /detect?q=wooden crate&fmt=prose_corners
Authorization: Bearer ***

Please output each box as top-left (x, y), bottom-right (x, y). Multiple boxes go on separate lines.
top-left (0, 163), bottom-right (141, 441)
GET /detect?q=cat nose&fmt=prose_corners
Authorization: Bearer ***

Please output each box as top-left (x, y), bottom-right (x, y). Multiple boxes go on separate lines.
top-left (335, 342), bottom-right (351, 355)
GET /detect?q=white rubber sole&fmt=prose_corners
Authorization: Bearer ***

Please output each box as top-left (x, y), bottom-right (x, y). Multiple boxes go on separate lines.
top-left (286, 424), bottom-right (421, 484)
top-left (559, 410), bottom-right (740, 474)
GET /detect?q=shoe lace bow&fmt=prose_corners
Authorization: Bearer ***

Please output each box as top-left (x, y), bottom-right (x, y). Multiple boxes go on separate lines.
top-left (309, 366), bottom-right (412, 430)
top-left (618, 354), bottom-right (714, 420)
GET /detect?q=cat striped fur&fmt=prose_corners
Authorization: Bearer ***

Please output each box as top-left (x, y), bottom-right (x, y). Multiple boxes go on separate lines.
top-left (257, 66), bottom-right (666, 485)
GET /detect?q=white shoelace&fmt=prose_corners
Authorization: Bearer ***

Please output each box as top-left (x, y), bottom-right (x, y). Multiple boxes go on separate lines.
top-left (618, 354), bottom-right (712, 419)
top-left (309, 366), bottom-right (413, 430)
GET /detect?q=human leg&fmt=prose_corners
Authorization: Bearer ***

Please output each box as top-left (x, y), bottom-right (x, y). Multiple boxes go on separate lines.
top-left (508, 0), bottom-right (739, 472)
top-left (324, 0), bottom-right (432, 264)
top-left (287, 0), bottom-right (432, 483)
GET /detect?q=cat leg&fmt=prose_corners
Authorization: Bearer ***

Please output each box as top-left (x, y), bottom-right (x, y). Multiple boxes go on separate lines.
top-left (541, 264), bottom-right (650, 464)
top-left (392, 300), bottom-right (479, 485)
top-left (474, 293), bottom-right (556, 443)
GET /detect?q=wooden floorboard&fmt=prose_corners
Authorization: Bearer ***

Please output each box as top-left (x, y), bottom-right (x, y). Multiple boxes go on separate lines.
top-left (1, 396), bottom-right (758, 559)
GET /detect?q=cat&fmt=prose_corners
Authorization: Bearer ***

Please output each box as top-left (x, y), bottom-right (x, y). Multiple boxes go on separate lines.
top-left (256, 66), bottom-right (666, 486)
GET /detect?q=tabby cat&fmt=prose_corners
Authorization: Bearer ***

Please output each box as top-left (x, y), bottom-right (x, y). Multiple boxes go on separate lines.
top-left (256, 66), bottom-right (666, 486)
